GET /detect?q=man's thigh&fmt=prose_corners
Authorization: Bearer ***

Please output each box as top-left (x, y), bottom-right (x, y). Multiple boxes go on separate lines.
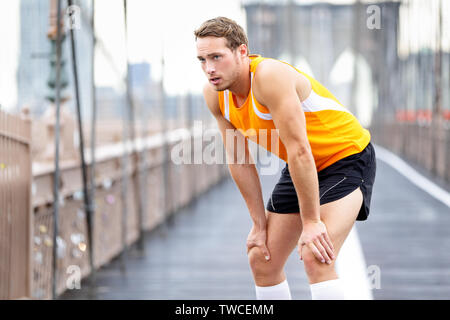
top-left (254, 211), bottom-right (303, 268)
top-left (319, 187), bottom-right (363, 256)
top-left (260, 186), bottom-right (362, 266)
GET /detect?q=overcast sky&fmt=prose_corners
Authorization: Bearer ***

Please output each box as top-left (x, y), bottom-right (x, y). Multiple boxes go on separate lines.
top-left (95, 0), bottom-right (246, 95)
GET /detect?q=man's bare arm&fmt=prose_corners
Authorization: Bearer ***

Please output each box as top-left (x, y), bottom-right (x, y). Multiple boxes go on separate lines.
top-left (253, 61), bottom-right (335, 263)
top-left (202, 84), bottom-right (267, 231)
top-left (253, 61), bottom-right (320, 224)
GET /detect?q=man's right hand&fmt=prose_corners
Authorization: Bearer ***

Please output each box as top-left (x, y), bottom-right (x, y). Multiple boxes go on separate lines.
top-left (246, 225), bottom-right (271, 261)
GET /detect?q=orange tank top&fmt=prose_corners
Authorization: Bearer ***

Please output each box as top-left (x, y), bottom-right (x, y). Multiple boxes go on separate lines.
top-left (218, 54), bottom-right (371, 172)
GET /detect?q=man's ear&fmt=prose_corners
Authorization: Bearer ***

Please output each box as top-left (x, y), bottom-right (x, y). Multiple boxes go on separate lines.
top-left (238, 44), bottom-right (248, 57)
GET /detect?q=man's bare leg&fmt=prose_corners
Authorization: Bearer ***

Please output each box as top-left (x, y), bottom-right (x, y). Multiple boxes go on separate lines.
top-left (247, 187), bottom-right (363, 299)
top-left (301, 187), bottom-right (363, 299)
top-left (247, 211), bottom-right (302, 299)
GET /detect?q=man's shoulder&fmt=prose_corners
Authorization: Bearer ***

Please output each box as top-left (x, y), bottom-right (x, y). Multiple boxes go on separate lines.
top-left (253, 58), bottom-right (311, 100)
top-left (252, 58), bottom-right (299, 91)
top-left (255, 58), bottom-right (296, 77)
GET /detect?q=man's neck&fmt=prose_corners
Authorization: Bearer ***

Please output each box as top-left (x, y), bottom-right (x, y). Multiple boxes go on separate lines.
top-left (228, 59), bottom-right (251, 100)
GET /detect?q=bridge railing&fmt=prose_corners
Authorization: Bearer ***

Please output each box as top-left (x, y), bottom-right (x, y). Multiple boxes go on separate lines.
top-left (0, 110), bottom-right (33, 300)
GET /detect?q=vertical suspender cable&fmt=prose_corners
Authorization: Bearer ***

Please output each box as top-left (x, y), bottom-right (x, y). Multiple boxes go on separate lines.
top-left (119, 2), bottom-right (129, 273)
top-left (187, 92), bottom-right (195, 201)
top-left (123, 0), bottom-right (145, 252)
top-left (160, 47), bottom-right (171, 235)
top-left (51, 0), bottom-right (62, 299)
top-left (119, 107), bottom-right (128, 274)
top-left (400, 1), bottom-right (407, 155)
top-left (67, 0), bottom-right (95, 279)
top-left (406, 0), bottom-right (412, 154)
top-left (89, 0), bottom-right (98, 275)
top-left (432, 0), bottom-right (443, 176)
top-left (351, 0), bottom-right (361, 116)
top-left (445, 0), bottom-right (450, 181)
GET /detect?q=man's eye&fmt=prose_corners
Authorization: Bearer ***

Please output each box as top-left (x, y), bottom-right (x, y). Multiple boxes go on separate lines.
top-left (213, 55), bottom-right (220, 60)
top-left (198, 58), bottom-right (205, 63)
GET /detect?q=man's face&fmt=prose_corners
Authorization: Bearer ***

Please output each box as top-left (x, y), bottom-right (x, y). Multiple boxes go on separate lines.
top-left (196, 36), bottom-right (243, 91)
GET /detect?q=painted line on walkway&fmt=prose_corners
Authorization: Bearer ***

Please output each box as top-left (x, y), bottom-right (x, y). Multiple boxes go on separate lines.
top-left (336, 226), bottom-right (374, 300)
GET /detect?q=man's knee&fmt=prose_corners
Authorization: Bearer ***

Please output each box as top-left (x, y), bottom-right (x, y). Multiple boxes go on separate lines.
top-left (247, 247), bottom-right (280, 276)
top-left (301, 245), bottom-right (334, 277)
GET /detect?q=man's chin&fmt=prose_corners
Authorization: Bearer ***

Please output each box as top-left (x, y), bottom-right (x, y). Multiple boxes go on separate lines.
top-left (212, 84), bottom-right (228, 92)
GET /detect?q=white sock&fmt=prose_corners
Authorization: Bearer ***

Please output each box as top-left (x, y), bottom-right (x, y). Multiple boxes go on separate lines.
top-left (255, 279), bottom-right (292, 300)
top-left (310, 278), bottom-right (347, 300)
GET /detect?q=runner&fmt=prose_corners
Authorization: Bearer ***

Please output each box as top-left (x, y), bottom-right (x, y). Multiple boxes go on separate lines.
top-left (194, 17), bottom-right (376, 300)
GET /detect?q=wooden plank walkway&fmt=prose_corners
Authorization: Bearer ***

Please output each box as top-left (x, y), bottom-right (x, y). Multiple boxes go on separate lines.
top-left (59, 148), bottom-right (450, 300)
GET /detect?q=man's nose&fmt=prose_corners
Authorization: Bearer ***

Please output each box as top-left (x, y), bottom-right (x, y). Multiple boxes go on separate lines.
top-left (206, 62), bottom-right (215, 74)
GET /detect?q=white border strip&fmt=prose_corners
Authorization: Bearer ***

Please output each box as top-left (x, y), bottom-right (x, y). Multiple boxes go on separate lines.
top-left (224, 90), bottom-right (230, 121)
top-left (302, 90), bottom-right (353, 116)
top-left (374, 143), bottom-right (450, 208)
top-left (250, 72), bottom-right (273, 120)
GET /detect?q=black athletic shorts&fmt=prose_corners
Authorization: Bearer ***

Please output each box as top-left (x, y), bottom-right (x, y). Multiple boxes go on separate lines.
top-left (266, 142), bottom-right (376, 221)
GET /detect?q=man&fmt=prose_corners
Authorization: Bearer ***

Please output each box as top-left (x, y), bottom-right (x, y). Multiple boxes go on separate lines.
top-left (194, 17), bottom-right (376, 300)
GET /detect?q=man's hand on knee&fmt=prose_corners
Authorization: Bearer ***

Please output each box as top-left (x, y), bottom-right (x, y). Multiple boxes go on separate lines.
top-left (298, 220), bottom-right (335, 264)
top-left (246, 225), bottom-right (271, 261)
